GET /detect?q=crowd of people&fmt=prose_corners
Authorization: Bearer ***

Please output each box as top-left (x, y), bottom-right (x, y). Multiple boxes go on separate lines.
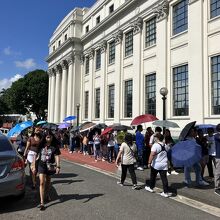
top-left (15, 122), bottom-right (220, 210)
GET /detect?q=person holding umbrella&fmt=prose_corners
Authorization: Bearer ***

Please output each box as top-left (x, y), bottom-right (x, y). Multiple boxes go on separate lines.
top-left (214, 124), bottom-right (220, 196)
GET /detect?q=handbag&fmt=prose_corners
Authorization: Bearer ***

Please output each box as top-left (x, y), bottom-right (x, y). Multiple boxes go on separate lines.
top-left (46, 162), bottom-right (56, 174)
top-left (128, 144), bottom-right (138, 163)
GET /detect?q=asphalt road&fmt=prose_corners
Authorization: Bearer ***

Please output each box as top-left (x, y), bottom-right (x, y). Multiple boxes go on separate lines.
top-left (0, 160), bottom-right (219, 220)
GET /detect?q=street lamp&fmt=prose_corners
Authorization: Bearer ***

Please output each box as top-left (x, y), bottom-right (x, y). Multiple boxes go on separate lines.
top-left (76, 103), bottom-right (80, 127)
top-left (160, 87), bottom-right (168, 134)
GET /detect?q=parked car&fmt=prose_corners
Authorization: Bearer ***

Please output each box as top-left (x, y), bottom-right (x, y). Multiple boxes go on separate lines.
top-left (0, 134), bottom-right (25, 198)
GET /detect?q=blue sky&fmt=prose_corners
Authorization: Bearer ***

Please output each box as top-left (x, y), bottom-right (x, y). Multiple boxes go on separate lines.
top-left (0, 0), bottom-right (96, 91)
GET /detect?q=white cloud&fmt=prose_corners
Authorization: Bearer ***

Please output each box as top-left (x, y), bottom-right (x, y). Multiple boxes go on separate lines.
top-left (15, 58), bottom-right (36, 69)
top-left (0, 74), bottom-right (23, 91)
top-left (3, 46), bottom-right (21, 56)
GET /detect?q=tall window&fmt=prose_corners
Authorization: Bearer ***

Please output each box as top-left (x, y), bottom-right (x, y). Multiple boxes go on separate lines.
top-left (211, 55), bottom-right (220, 114)
top-left (173, 0), bottom-right (188, 35)
top-left (145, 74), bottom-right (156, 115)
top-left (125, 31), bottom-right (133, 57)
top-left (109, 41), bottom-right (115, 64)
top-left (108, 85), bottom-right (115, 118)
top-left (96, 16), bottom-right (100, 24)
top-left (86, 25), bottom-right (89, 33)
top-left (210, 0), bottom-right (220, 18)
top-left (95, 88), bottom-right (100, 118)
top-left (65, 34), bottom-right (67, 41)
top-left (109, 4), bottom-right (114, 14)
top-left (124, 80), bottom-right (133, 117)
top-left (58, 40), bottom-right (61, 46)
top-left (84, 91), bottom-right (89, 119)
top-left (145, 17), bottom-right (156, 47)
top-left (53, 45), bottom-right (55, 52)
top-left (96, 49), bottom-right (101, 70)
top-left (173, 64), bottom-right (188, 116)
top-left (85, 57), bottom-right (89, 75)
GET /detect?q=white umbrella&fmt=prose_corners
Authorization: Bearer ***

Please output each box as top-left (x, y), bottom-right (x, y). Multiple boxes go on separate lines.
top-left (152, 120), bottom-right (179, 128)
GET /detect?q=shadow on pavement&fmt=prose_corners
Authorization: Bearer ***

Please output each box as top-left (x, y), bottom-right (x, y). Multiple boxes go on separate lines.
top-left (46, 192), bottom-right (104, 208)
top-left (52, 179), bottom-right (84, 185)
top-left (51, 173), bottom-right (78, 178)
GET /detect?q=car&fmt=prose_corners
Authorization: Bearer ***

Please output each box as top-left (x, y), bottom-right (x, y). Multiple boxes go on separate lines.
top-left (0, 134), bottom-right (25, 198)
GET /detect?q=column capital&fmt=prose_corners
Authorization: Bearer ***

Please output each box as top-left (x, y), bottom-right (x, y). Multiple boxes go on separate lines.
top-left (67, 56), bottom-right (74, 65)
top-left (88, 48), bottom-right (95, 60)
top-left (55, 65), bottom-right (62, 74)
top-left (80, 53), bottom-right (85, 64)
top-left (131, 17), bottom-right (143, 35)
top-left (47, 69), bottom-right (53, 77)
top-left (100, 40), bottom-right (107, 53)
top-left (61, 60), bottom-right (68, 70)
top-left (114, 30), bottom-right (123, 45)
top-left (153, 0), bottom-right (169, 22)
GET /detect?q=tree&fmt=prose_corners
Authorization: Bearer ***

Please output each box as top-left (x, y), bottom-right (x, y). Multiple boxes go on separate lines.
top-left (0, 69), bottom-right (48, 119)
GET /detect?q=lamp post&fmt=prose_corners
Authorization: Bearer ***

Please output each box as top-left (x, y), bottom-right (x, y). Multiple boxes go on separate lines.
top-left (160, 87), bottom-right (168, 134)
top-left (76, 103), bottom-right (80, 127)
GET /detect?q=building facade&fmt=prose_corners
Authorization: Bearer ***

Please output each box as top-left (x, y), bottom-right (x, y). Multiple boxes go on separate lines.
top-left (46, 0), bottom-right (220, 133)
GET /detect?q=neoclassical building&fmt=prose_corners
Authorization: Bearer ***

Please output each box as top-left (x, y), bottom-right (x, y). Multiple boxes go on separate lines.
top-left (46, 0), bottom-right (220, 133)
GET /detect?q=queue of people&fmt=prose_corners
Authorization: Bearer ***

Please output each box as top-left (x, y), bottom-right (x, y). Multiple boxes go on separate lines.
top-left (16, 122), bottom-right (220, 211)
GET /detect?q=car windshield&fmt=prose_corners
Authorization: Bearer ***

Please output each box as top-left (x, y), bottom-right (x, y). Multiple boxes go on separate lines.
top-left (0, 137), bottom-right (13, 152)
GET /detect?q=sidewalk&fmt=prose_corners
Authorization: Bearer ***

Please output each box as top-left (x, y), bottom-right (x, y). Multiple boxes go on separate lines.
top-left (60, 149), bottom-right (220, 209)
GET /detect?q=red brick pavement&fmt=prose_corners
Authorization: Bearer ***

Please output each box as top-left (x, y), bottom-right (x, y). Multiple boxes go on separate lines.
top-left (60, 149), bottom-right (118, 174)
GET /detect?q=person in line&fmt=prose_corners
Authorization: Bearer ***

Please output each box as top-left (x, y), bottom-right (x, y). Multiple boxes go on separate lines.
top-left (115, 133), bottom-right (138, 189)
top-left (214, 124), bottom-right (220, 196)
top-left (183, 127), bottom-right (209, 187)
top-left (206, 127), bottom-right (216, 180)
top-left (145, 133), bottom-right (172, 198)
top-left (24, 129), bottom-right (42, 189)
top-left (107, 132), bottom-right (115, 163)
top-left (135, 125), bottom-right (145, 171)
top-left (69, 131), bottom-right (76, 154)
top-left (144, 127), bottom-right (154, 168)
top-left (149, 127), bottom-right (162, 148)
top-left (82, 132), bottom-right (88, 155)
top-left (33, 130), bottom-right (61, 211)
top-left (93, 131), bottom-right (101, 161)
top-left (196, 129), bottom-right (209, 180)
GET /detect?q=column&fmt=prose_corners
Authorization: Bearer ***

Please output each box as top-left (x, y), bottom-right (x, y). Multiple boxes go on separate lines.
top-left (132, 17), bottom-right (143, 118)
top-left (114, 30), bottom-right (123, 123)
top-left (71, 54), bottom-right (76, 116)
top-left (66, 56), bottom-right (74, 116)
top-left (88, 49), bottom-right (95, 121)
top-left (54, 65), bottom-right (61, 123)
top-left (60, 60), bottom-right (68, 122)
top-left (153, 0), bottom-right (169, 119)
top-left (100, 41), bottom-right (107, 123)
top-left (47, 69), bottom-right (52, 122)
top-left (188, 0), bottom-right (204, 122)
top-left (50, 69), bottom-right (56, 122)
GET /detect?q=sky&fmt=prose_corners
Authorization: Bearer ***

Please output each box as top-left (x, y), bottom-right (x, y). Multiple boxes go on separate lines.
top-left (0, 0), bottom-right (96, 91)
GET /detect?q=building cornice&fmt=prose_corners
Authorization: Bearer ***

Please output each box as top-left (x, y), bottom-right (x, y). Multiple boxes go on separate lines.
top-left (46, 37), bottom-right (81, 63)
top-left (153, 0), bottom-right (169, 21)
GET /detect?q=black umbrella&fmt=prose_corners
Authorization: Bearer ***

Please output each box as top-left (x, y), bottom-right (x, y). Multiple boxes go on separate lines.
top-left (42, 123), bottom-right (58, 130)
top-left (109, 124), bottom-right (133, 131)
top-left (179, 121), bottom-right (196, 141)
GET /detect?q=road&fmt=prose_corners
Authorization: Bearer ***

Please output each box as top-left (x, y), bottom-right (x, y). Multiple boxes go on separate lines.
top-left (0, 160), bottom-right (219, 220)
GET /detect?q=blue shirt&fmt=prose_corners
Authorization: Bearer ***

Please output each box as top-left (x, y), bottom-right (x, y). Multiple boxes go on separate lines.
top-left (214, 133), bottom-right (220, 158)
top-left (135, 131), bottom-right (144, 150)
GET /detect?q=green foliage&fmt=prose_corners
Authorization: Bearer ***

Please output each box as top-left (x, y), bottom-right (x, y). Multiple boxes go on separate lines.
top-left (0, 69), bottom-right (48, 119)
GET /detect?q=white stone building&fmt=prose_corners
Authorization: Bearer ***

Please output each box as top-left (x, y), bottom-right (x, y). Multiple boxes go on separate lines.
top-left (46, 0), bottom-right (220, 132)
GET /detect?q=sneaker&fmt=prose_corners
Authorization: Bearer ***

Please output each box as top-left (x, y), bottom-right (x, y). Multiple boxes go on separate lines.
top-left (137, 167), bottom-right (144, 171)
top-left (143, 165), bottom-right (147, 169)
top-left (102, 158), bottom-right (105, 162)
top-left (171, 170), bottom-right (179, 175)
top-left (183, 180), bottom-right (191, 187)
top-left (198, 180), bottom-right (209, 186)
top-left (117, 181), bottom-right (123, 186)
top-left (214, 189), bottom-right (220, 196)
top-left (145, 186), bottom-right (154, 193)
top-left (132, 185), bottom-right (139, 190)
top-left (95, 159), bottom-right (98, 162)
top-left (69, 151), bottom-right (73, 154)
top-left (160, 192), bottom-right (171, 198)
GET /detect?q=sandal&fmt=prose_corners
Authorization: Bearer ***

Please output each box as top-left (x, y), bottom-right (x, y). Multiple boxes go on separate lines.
top-left (39, 204), bottom-right (46, 211)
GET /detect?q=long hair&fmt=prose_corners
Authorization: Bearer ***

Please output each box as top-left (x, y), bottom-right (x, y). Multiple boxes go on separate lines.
top-left (124, 133), bottom-right (133, 146)
top-left (40, 130), bottom-right (59, 148)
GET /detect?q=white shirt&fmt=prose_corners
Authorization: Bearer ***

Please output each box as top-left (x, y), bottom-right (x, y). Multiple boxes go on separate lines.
top-left (151, 142), bottom-right (169, 170)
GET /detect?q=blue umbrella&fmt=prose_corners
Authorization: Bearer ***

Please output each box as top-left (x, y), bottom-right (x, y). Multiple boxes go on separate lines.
top-left (63, 115), bottom-right (77, 122)
top-left (36, 120), bottom-right (47, 125)
top-left (171, 140), bottom-right (202, 167)
top-left (7, 121), bottom-right (33, 137)
top-left (58, 123), bottom-right (71, 129)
